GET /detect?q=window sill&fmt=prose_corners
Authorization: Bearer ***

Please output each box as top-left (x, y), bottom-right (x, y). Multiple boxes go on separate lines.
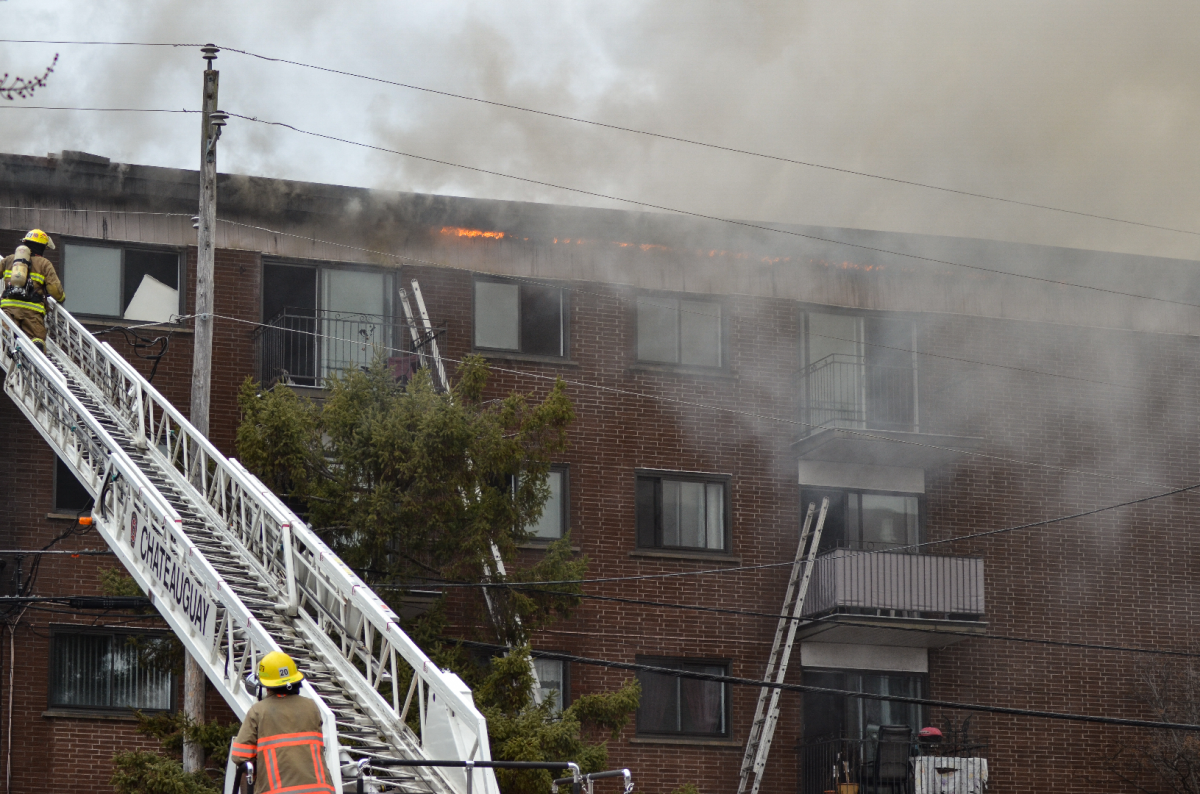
top-left (629, 735), bottom-right (739, 747)
top-left (630, 549), bottom-right (741, 564)
top-left (77, 316), bottom-right (193, 334)
top-left (627, 363), bottom-right (734, 379)
top-left (46, 511), bottom-right (88, 521)
top-left (475, 350), bottom-right (578, 367)
top-left (42, 708), bottom-right (150, 721)
top-left (518, 543), bottom-right (582, 552)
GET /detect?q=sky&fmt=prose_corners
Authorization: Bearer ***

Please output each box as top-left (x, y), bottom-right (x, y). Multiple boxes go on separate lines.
top-left (2, 1), bottom-right (1200, 261)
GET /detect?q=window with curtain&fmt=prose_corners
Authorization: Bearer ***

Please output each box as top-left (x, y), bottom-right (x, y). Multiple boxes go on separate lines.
top-left (525, 467), bottom-right (568, 540)
top-left (800, 488), bottom-right (921, 553)
top-left (50, 631), bottom-right (174, 711)
top-left (63, 243), bottom-right (181, 323)
top-left (636, 657), bottom-right (729, 737)
top-left (636, 471), bottom-right (729, 552)
top-left (802, 669), bottom-right (925, 743)
top-left (533, 657), bottom-right (568, 714)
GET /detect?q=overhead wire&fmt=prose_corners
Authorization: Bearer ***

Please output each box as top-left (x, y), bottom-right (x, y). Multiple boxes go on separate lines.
top-left (6, 39), bottom-right (1200, 241)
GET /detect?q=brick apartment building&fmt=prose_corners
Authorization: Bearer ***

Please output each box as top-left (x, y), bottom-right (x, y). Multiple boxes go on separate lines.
top-left (1, 149), bottom-right (1199, 793)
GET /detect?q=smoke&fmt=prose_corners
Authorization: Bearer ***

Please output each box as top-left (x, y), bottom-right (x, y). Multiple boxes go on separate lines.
top-left (2, 1), bottom-right (1200, 260)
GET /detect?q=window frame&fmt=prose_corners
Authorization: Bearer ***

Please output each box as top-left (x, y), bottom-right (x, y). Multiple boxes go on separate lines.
top-left (472, 274), bottom-right (570, 360)
top-left (47, 626), bottom-right (177, 713)
top-left (522, 464), bottom-right (570, 543)
top-left (60, 238), bottom-right (187, 322)
top-left (53, 457), bottom-right (93, 514)
top-left (634, 655), bottom-right (732, 738)
top-left (799, 487), bottom-right (925, 553)
top-left (801, 666), bottom-right (928, 743)
top-left (531, 653), bottom-right (570, 714)
top-left (635, 469), bottom-right (732, 553)
top-left (633, 291), bottom-right (726, 370)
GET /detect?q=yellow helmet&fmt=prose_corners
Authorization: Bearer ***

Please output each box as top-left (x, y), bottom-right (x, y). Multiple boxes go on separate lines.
top-left (257, 650), bottom-right (304, 687)
top-left (22, 229), bottom-right (54, 250)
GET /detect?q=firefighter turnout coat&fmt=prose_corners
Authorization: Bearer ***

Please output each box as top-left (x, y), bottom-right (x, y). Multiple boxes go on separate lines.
top-left (231, 693), bottom-right (333, 794)
top-left (1, 253), bottom-right (65, 344)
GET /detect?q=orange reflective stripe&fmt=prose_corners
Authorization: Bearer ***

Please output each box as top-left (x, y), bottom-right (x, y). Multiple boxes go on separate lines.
top-left (309, 744), bottom-right (323, 786)
top-left (263, 785), bottom-right (335, 794)
top-left (267, 749), bottom-right (282, 791)
top-left (230, 742), bottom-right (257, 759)
top-left (259, 731), bottom-right (323, 743)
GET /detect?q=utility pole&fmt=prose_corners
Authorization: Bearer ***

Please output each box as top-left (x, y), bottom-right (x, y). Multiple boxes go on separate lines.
top-left (183, 43), bottom-right (226, 775)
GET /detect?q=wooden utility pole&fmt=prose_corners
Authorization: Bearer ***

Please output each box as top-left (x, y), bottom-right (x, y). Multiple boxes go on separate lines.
top-left (183, 43), bottom-right (225, 775)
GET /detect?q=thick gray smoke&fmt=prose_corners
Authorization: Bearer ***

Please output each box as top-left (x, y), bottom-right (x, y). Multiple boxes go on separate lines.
top-left (2, 1), bottom-right (1200, 260)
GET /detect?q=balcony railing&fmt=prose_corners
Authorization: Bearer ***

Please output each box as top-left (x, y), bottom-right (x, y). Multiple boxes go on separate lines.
top-left (801, 549), bottom-right (985, 621)
top-left (799, 353), bottom-right (917, 435)
top-left (255, 309), bottom-right (413, 388)
top-left (798, 735), bottom-right (988, 794)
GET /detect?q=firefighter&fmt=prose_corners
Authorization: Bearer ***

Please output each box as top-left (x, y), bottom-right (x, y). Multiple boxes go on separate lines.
top-left (1, 229), bottom-right (64, 351)
top-left (230, 651), bottom-right (333, 794)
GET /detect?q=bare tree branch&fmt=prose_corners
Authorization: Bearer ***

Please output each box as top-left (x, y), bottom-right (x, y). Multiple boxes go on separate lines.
top-left (1, 54), bottom-right (59, 101)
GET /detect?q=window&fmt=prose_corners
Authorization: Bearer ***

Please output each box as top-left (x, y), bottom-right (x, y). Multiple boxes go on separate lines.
top-left (527, 467), bottom-right (569, 541)
top-left (54, 457), bottom-right (93, 513)
top-left (802, 669), bottom-right (924, 743)
top-left (636, 657), bottom-right (729, 737)
top-left (474, 277), bottom-right (566, 357)
top-left (801, 488), bottom-right (920, 553)
top-left (533, 657), bottom-right (568, 714)
top-left (636, 472), bottom-right (729, 552)
top-left (801, 312), bottom-right (915, 432)
top-left (636, 295), bottom-right (721, 367)
top-left (50, 631), bottom-right (174, 711)
top-left (63, 243), bottom-right (181, 322)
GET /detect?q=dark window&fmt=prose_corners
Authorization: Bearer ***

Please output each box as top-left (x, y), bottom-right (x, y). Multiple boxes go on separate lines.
top-left (50, 631), bottom-right (174, 711)
top-left (54, 458), bottom-right (92, 513)
top-left (474, 277), bottom-right (566, 357)
top-left (636, 657), bottom-right (729, 737)
top-left (525, 467), bottom-right (569, 541)
top-left (62, 243), bottom-right (181, 322)
top-left (533, 656), bottom-right (569, 714)
top-left (636, 295), bottom-right (721, 367)
top-left (802, 669), bottom-right (924, 742)
top-left (801, 488), bottom-right (920, 553)
top-left (636, 472), bottom-right (729, 552)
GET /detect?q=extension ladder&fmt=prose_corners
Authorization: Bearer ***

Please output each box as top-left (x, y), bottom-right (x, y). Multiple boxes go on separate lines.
top-left (736, 498), bottom-right (829, 794)
top-left (0, 299), bottom-right (500, 794)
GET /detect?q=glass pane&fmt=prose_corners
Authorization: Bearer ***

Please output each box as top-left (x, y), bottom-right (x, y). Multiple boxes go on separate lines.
top-left (474, 281), bottom-right (519, 350)
top-left (705, 482), bottom-right (725, 550)
top-left (111, 637), bottom-right (172, 710)
top-left (661, 480), bottom-right (681, 547)
top-left (636, 670), bottom-right (680, 733)
top-left (529, 470), bottom-right (564, 539)
top-left (677, 481), bottom-right (704, 548)
top-left (860, 494), bottom-right (919, 550)
top-left (636, 296), bottom-right (679, 363)
top-left (520, 284), bottom-right (563, 356)
top-left (322, 269), bottom-right (389, 379)
top-left (122, 250), bottom-right (179, 322)
top-left (533, 658), bottom-right (564, 714)
top-left (680, 300), bottom-right (721, 366)
top-left (52, 634), bottom-right (111, 707)
top-left (808, 313), bottom-right (863, 365)
top-left (64, 244), bottom-right (121, 317)
top-left (679, 665), bottom-right (726, 734)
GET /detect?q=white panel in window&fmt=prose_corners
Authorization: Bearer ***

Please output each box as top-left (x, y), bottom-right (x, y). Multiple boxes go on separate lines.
top-left (474, 281), bottom-right (519, 350)
top-left (637, 296), bottom-right (679, 363)
top-left (64, 244), bottom-right (121, 317)
top-left (529, 469), bottom-right (564, 539)
top-left (678, 480), bottom-right (705, 547)
top-left (680, 300), bottom-right (721, 367)
top-left (321, 269), bottom-right (389, 378)
top-left (860, 493), bottom-right (919, 549)
top-left (705, 482), bottom-right (725, 550)
top-left (123, 274), bottom-right (178, 323)
top-left (533, 658), bottom-right (564, 713)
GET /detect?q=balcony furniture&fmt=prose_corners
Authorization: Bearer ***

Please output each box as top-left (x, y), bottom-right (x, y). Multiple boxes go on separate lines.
top-left (874, 726), bottom-right (913, 794)
top-left (911, 757), bottom-right (988, 794)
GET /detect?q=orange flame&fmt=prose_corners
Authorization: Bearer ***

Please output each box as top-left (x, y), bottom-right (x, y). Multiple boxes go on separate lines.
top-left (440, 226), bottom-right (505, 240)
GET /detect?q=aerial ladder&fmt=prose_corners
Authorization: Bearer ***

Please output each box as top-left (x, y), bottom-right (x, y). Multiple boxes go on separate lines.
top-left (0, 298), bottom-right (500, 794)
top-left (736, 498), bottom-right (829, 794)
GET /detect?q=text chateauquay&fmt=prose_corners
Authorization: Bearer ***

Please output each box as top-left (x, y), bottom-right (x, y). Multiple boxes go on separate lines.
top-left (137, 522), bottom-right (213, 635)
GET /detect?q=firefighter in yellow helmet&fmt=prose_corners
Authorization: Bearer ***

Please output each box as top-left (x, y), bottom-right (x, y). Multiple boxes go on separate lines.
top-left (230, 651), bottom-right (333, 794)
top-left (1, 230), bottom-right (65, 351)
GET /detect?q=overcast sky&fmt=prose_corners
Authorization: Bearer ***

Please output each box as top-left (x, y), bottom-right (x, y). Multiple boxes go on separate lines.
top-left (2, 1), bottom-right (1199, 261)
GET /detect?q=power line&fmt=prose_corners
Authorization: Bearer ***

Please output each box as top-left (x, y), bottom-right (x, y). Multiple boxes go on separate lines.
top-left (223, 110), bottom-right (1200, 313)
top-left (454, 640), bottom-right (1200, 732)
top-left (7, 39), bottom-right (1200, 241)
top-left (213, 308), bottom-right (1191, 493)
top-left (0, 106), bottom-right (199, 114)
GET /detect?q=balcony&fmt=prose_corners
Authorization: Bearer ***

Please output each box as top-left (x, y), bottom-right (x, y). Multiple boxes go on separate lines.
top-left (254, 308), bottom-right (435, 391)
top-left (795, 354), bottom-right (981, 470)
top-left (797, 549), bottom-right (986, 647)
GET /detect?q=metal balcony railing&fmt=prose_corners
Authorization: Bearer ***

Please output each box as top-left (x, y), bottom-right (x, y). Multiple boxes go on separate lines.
top-left (254, 308), bottom-right (412, 388)
top-left (799, 353), bottom-right (917, 435)
top-left (797, 734), bottom-right (988, 794)
top-left (800, 549), bottom-right (985, 621)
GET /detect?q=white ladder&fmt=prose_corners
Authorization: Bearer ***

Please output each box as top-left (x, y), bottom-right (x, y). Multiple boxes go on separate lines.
top-left (0, 299), bottom-right (500, 794)
top-left (736, 498), bottom-right (829, 794)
